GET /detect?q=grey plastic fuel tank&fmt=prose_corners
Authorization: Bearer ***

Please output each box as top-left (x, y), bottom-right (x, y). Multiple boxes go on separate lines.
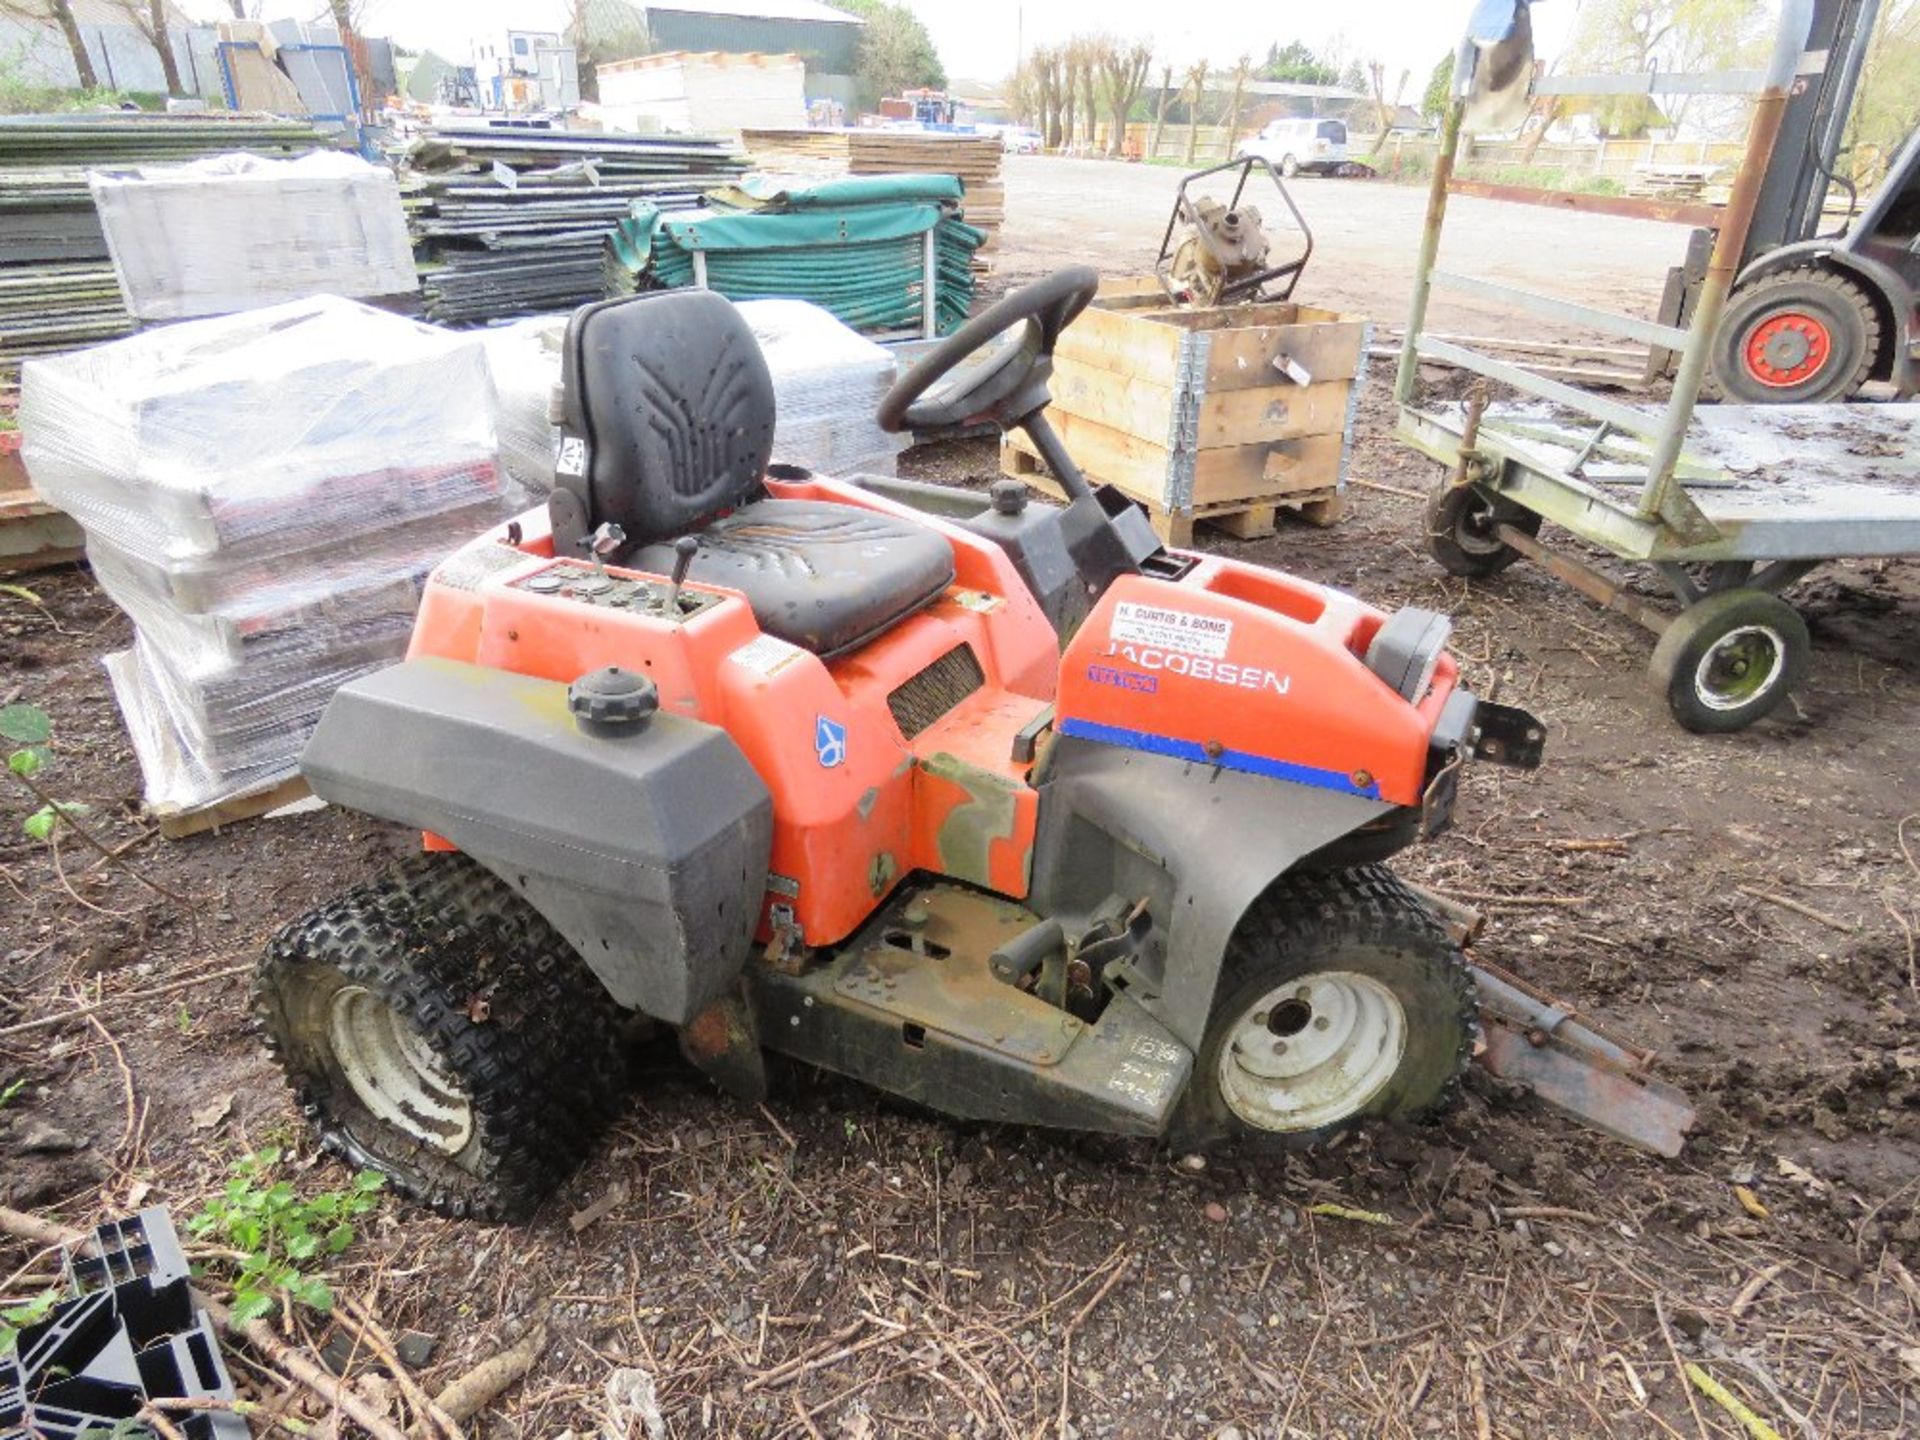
top-left (301, 657), bottom-right (773, 1024)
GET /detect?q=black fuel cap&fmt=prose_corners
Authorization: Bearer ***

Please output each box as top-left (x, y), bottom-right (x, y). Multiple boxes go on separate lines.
top-left (989, 479), bottom-right (1029, 515)
top-left (568, 666), bottom-right (659, 736)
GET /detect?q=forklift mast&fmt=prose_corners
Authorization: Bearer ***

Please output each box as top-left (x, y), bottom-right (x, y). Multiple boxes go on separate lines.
top-left (1743, 0), bottom-right (1882, 262)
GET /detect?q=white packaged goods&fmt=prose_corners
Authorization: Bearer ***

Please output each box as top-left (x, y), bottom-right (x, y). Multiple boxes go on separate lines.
top-left (89, 151), bottom-right (417, 321)
top-left (21, 297), bottom-right (510, 814)
top-left (483, 297), bottom-right (903, 495)
top-left (741, 299), bottom-right (906, 478)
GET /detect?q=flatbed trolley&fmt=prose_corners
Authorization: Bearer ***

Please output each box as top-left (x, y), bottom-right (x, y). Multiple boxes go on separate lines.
top-left (1395, 0), bottom-right (1920, 731)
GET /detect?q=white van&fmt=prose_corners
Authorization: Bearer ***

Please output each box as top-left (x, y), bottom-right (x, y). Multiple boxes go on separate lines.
top-left (1236, 117), bottom-right (1350, 176)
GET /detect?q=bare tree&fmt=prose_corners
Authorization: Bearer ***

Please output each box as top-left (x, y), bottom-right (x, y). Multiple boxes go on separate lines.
top-left (1057, 43), bottom-right (1079, 149)
top-left (0, 1), bottom-right (98, 88)
top-left (1224, 53), bottom-right (1253, 152)
top-left (1182, 58), bottom-right (1209, 163)
top-left (108, 0), bottom-right (184, 97)
top-left (1098, 39), bottom-right (1151, 157)
top-left (1080, 45), bottom-right (1099, 149)
top-left (1148, 61), bottom-right (1173, 160)
top-left (1365, 60), bottom-right (1410, 155)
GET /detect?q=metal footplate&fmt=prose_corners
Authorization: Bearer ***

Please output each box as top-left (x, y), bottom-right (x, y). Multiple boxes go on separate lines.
top-left (750, 885), bottom-right (1193, 1136)
top-left (1468, 959), bottom-right (1695, 1156)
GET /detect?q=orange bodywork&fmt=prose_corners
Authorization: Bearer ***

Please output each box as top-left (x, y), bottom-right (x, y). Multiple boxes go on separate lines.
top-left (408, 475), bottom-right (1054, 948)
top-left (1055, 557), bottom-right (1458, 810)
top-left (407, 477), bottom-right (1451, 947)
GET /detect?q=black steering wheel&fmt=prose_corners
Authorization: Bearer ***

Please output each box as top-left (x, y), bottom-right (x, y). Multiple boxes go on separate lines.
top-left (877, 266), bottom-right (1100, 437)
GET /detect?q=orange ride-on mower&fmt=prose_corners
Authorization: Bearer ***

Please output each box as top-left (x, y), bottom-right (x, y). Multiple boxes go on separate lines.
top-left (258, 269), bottom-right (1693, 1219)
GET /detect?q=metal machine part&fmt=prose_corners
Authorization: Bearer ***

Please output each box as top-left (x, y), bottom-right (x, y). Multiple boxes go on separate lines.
top-left (515, 557), bottom-right (724, 620)
top-left (1167, 196), bottom-right (1273, 308)
top-left (1154, 157), bottom-right (1313, 306)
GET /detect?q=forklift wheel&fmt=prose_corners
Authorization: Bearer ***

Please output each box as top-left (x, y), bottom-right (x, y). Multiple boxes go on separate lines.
top-left (257, 853), bottom-right (630, 1221)
top-left (1194, 866), bottom-right (1474, 1146)
top-left (1648, 588), bottom-right (1809, 734)
top-left (1711, 267), bottom-right (1880, 404)
top-left (1424, 483), bottom-right (1540, 578)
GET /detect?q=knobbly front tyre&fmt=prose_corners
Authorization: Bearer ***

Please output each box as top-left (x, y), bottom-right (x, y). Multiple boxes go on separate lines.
top-left (1188, 866), bottom-right (1476, 1147)
top-left (257, 853), bottom-right (630, 1221)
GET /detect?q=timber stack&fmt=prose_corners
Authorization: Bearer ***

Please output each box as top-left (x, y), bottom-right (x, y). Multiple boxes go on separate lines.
top-left (740, 128), bottom-right (1004, 268)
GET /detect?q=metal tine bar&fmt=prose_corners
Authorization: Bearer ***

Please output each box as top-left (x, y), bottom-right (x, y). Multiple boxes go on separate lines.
top-left (1429, 269), bottom-right (1690, 351)
top-left (1414, 337), bottom-right (1665, 441)
top-left (1567, 421), bottom-right (1615, 475)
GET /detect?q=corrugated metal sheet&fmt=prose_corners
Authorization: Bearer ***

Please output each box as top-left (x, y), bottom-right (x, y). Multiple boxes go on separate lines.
top-left (643, 11), bottom-right (859, 78)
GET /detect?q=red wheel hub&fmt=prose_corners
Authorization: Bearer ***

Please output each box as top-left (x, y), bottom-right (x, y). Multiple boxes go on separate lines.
top-left (1743, 309), bottom-right (1831, 387)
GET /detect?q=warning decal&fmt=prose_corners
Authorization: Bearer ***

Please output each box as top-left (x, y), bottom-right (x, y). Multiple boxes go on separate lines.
top-left (730, 633), bottom-right (806, 678)
top-left (1110, 601), bottom-right (1233, 659)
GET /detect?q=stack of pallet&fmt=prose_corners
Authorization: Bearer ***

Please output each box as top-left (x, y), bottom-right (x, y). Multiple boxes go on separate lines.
top-left (0, 114), bottom-right (330, 376)
top-left (21, 296), bottom-right (512, 828)
top-left (403, 125), bottom-right (746, 324)
top-left (741, 128), bottom-right (1004, 267)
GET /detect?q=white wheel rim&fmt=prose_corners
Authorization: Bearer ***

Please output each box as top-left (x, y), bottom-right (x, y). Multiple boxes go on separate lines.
top-left (328, 986), bottom-right (474, 1156)
top-left (1217, 971), bottom-right (1407, 1132)
top-left (1693, 623), bottom-right (1786, 712)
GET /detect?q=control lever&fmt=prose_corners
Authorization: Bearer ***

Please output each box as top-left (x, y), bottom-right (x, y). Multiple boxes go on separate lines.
top-left (580, 521), bottom-right (626, 580)
top-left (665, 534), bottom-right (700, 615)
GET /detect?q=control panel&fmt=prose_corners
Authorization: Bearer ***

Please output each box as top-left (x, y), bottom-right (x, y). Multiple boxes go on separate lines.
top-left (511, 559), bottom-right (722, 622)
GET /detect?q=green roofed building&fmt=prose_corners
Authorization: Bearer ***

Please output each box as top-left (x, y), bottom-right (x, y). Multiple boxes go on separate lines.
top-left (578, 0), bottom-right (863, 109)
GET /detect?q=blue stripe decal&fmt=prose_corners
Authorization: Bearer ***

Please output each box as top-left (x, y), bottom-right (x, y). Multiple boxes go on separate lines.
top-left (1055, 717), bottom-right (1382, 799)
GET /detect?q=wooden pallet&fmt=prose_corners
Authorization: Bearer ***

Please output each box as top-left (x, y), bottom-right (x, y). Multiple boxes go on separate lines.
top-left (1, 438), bottom-right (84, 574)
top-left (999, 434), bottom-right (1343, 547)
top-left (153, 775), bottom-right (314, 841)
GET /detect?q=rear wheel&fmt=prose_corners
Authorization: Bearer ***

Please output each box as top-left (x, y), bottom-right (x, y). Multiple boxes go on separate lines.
top-left (1425, 481), bottom-right (1541, 577)
top-left (257, 853), bottom-right (631, 1220)
top-left (1648, 587), bottom-right (1809, 733)
top-left (1711, 268), bottom-right (1880, 404)
top-left (1192, 866), bottom-right (1475, 1146)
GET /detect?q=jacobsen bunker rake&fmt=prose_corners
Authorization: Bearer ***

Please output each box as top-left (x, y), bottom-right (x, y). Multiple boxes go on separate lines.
top-left (257, 270), bottom-right (1691, 1218)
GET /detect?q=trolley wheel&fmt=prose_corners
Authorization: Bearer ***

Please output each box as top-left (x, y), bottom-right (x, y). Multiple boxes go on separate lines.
top-left (1424, 483), bottom-right (1541, 578)
top-left (1711, 267), bottom-right (1880, 404)
top-left (1648, 588), bottom-right (1809, 733)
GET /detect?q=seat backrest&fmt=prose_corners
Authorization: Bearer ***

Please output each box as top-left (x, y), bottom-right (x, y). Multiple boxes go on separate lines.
top-left (550, 289), bottom-right (776, 553)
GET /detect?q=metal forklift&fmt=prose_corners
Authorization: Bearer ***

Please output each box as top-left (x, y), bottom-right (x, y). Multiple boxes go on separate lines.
top-left (1398, 0), bottom-right (1920, 733)
top-left (1653, 0), bottom-right (1920, 403)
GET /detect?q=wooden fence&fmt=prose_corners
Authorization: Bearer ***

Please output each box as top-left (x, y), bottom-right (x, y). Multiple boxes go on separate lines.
top-left (1042, 123), bottom-right (1749, 179)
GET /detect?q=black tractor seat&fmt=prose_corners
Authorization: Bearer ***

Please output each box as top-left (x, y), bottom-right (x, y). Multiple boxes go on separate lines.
top-left (550, 289), bottom-right (955, 658)
top-left (628, 498), bottom-right (953, 657)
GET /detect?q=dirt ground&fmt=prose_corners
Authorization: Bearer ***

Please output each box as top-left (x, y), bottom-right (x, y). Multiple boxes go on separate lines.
top-left (3, 157), bottom-right (1919, 1440)
top-left (994, 154), bottom-right (1696, 328)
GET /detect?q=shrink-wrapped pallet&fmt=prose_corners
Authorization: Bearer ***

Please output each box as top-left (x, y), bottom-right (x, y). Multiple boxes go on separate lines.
top-left (482, 296), bottom-right (903, 495)
top-left (21, 297), bottom-right (510, 816)
top-left (89, 151), bottom-right (417, 322)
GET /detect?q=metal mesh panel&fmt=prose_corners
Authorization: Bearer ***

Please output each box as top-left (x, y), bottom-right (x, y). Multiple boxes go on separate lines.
top-left (887, 643), bottom-right (984, 739)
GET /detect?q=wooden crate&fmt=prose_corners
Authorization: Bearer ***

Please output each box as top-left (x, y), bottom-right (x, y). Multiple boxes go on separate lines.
top-left (1004, 278), bottom-right (1368, 543)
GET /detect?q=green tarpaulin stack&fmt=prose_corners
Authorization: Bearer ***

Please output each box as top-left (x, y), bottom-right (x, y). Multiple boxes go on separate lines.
top-left (605, 172), bottom-right (983, 336)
